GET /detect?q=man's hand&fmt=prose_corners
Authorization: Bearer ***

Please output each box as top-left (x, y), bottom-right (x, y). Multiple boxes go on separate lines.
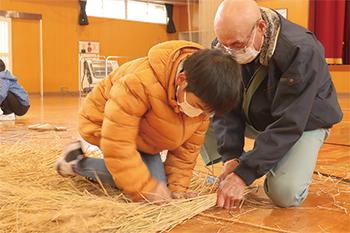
top-left (217, 172), bottom-right (246, 209)
top-left (146, 182), bottom-right (171, 205)
top-left (172, 191), bottom-right (198, 199)
top-left (219, 159), bottom-right (239, 182)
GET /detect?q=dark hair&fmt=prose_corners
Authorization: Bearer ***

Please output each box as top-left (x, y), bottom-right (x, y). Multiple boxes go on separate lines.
top-left (183, 48), bottom-right (242, 116)
top-left (0, 59), bottom-right (5, 72)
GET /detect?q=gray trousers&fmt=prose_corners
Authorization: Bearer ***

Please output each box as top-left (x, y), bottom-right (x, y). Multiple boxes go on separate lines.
top-left (200, 121), bottom-right (330, 207)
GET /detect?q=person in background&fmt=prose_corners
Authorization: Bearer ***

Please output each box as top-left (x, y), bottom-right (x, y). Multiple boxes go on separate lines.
top-left (0, 59), bottom-right (30, 121)
top-left (55, 40), bottom-right (242, 204)
top-left (206, 0), bottom-right (343, 208)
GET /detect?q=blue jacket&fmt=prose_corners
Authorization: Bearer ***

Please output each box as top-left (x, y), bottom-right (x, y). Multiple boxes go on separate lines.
top-left (0, 70), bottom-right (30, 106)
top-left (212, 13), bottom-right (343, 186)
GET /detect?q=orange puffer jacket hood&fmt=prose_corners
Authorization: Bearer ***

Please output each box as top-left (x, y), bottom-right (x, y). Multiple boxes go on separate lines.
top-left (78, 40), bottom-right (208, 201)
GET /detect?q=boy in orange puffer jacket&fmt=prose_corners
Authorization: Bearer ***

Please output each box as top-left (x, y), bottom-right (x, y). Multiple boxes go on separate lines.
top-left (56, 40), bottom-right (242, 204)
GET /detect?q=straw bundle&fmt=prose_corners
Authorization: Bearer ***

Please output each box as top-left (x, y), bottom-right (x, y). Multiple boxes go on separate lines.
top-left (0, 140), bottom-right (219, 233)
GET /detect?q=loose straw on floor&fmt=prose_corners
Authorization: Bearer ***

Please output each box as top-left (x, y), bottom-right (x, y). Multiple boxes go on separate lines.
top-left (199, 213), bottom-right (293, 233)
top-left (0, 140), bottom-right (219, 232)
top-left (1, 139), bottom-right (348, 232)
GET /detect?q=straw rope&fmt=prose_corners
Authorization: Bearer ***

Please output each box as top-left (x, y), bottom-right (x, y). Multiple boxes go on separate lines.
top-left (198, 213), bottom-right (293, 233)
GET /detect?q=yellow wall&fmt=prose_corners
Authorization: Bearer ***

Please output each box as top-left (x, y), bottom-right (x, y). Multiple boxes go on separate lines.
top-left (12, 18), bottom-right (41, 93)
top-left (256, 0), bottom-right (309, 28)
top-left (330, 70), bottom-right (350, 93)
top-left (1, 0), bottom-right (179, 93)
top-left (2, 0), bottom-right (349, 93)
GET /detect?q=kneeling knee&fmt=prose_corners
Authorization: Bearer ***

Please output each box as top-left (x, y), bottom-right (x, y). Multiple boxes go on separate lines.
top-left (264, 175), bottom-right (310, 208)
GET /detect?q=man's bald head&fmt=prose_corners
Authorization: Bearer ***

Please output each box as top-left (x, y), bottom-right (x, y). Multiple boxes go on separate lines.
top-left (214, 0), bottom-right (262, 48)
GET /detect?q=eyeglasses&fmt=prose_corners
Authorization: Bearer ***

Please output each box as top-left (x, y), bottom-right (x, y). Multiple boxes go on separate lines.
top-left (237, 18), bottom-right (261, 53)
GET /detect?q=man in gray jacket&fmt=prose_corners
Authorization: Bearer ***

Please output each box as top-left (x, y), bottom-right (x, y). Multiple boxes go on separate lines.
top-left (208, 0), bottom-right (343, 208)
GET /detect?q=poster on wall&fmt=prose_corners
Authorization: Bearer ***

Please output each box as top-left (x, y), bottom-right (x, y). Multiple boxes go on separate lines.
top-left (275, 8), bottom-right (287, 18)
top-left (78, 41), bottom-right (100, 54)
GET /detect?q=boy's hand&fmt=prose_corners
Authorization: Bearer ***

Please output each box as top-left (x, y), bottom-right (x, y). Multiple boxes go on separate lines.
top-left (146, 182), bottom-right (171, 205)
top-left (172, 191), bottom-right (198, 199)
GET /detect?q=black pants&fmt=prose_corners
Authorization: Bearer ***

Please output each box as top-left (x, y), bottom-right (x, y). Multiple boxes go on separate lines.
top-left (1, 91), bottom-right (30, 116)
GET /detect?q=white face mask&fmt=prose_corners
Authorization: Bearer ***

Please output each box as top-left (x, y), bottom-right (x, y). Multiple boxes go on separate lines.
top-left (234, 42), bottom-right (261, 64)
top-left (234, 28), bottom-right (264, 64)
top-left (176, 85), bottom-right (203, 118)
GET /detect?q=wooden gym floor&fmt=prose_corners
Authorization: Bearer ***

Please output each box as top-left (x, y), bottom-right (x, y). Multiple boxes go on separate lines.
top-left (0, 92), bottom-right (349, 232)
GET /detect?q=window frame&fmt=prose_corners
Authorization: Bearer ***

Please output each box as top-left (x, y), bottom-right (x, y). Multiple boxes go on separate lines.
top-left (86, 0), bottom-right (167, 25)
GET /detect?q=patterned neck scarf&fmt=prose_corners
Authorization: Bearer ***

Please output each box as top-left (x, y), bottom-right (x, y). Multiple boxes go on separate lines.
top-left (259, 7), bottom-right (281, 66)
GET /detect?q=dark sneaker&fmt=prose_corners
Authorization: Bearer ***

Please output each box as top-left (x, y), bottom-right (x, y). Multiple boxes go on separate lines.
top-left (55, 140), bottom-right (85, 177)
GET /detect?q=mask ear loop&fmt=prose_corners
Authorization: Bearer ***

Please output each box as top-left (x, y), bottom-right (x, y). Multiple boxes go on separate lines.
top-left (175, 74), bottom-right (184, 101)
top-left (183, 82), bottom-right (188, 102)
top-left (258, 35), bottom-right (265, 53)
top-left (253, 20), bottom-right (265, 53)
